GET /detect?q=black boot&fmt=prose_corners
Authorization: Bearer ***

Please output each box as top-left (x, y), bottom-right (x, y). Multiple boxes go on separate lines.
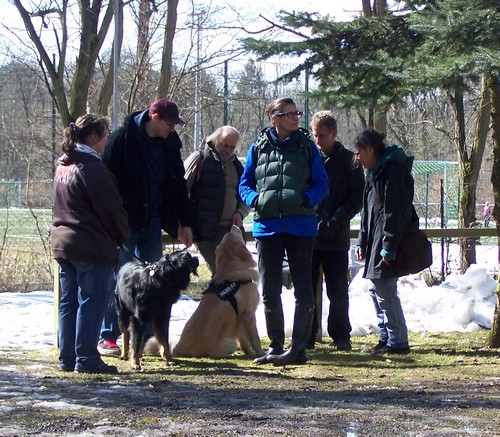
top-left (268, 304), bottom-right (314, 366)
top-left (254, 306), bottom-right (284, 365)
top-left (307, 309), bottom-right (318, 350)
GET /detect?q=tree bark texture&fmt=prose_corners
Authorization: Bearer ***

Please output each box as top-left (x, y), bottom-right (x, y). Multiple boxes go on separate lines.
top-left (448, 79), bottom-right (490, 273)
top-left (487, 72), bottom-right (500, 348)
top-left (158, 0), bottom-right (178, 97)
top-left (13, 0), bottom-right (114, 126)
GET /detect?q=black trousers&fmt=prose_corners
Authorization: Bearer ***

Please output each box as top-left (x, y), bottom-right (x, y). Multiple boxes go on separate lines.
top-left (256, 234), bottom-right (316, 309)
top-left (311, 249), bottom-right (351, 342)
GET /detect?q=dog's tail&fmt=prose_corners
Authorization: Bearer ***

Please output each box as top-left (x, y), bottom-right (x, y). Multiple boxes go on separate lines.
top-left (143, 337), bottom-right (160, 356)
top-left (143, 336), bottom-right (177, 356)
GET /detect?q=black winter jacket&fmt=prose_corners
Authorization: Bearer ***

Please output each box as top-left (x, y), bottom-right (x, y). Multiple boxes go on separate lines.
top-left (314, 141), bottom-right (365, 252)
top-left (357, 146), bottom-right (415, 279)
top-left (187, 145), bottom-right (245, 240)
top-left (103, 110), bottom-right (194, 238)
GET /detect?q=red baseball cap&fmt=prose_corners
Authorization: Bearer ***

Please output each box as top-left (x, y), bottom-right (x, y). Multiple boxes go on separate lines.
top-left (149, 98), bottom-right (185, 125)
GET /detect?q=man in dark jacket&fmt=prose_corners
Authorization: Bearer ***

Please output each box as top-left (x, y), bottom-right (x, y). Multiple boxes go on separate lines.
top-left (98, 98), bottom-right (194, 355)
top-left (308, 111), bottom-right (365, 351)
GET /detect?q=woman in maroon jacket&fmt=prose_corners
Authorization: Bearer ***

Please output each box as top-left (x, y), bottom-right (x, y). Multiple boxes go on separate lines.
top-left (51, 114), bottom-right (128, 374)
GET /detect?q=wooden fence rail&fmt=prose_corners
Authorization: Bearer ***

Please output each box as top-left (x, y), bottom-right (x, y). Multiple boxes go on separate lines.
top-left (53, 227), bottom-right (498, 345)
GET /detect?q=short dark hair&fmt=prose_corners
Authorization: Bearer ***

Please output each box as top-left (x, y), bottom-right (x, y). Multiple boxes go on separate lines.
top-left (354, 128), bottom-right (386, 156)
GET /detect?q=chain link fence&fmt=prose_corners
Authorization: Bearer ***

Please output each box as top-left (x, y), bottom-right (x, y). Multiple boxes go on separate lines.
top-left (0, 169), bottom-right (495, 292)
top-left (0, 181), bottom-right (53, 292)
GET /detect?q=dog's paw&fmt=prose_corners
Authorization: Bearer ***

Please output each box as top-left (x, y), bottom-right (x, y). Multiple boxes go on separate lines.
top-left (119, 354), bottom-right (128, 361)
top-left (130, 363), bottom-right (142, 372)
top-left (166, 359), bottom-right (177, 366)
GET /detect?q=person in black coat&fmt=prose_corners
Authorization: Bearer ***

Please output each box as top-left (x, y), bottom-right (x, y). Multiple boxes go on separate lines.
top-left (355, 129), bottom-right (413, 355)
top-left (308, 111), bottom-right (365, 351)
top-left (97, 98), bottom-right (194, 356)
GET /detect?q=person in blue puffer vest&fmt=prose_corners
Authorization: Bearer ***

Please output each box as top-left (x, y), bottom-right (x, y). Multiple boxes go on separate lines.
top-left (239, 97), bottom-right (329, 366)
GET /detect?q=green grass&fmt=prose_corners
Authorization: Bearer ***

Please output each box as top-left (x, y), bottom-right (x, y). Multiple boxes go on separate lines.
top-left (0, 208), bottom-right (52, 239)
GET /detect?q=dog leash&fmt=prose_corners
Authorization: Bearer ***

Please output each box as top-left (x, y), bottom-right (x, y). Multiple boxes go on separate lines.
top-left (118, 243), bottom-right (150, 265)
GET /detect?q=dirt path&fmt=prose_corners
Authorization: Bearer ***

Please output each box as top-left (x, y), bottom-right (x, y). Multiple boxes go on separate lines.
top-left (1, 344), bottom-right (499, 436)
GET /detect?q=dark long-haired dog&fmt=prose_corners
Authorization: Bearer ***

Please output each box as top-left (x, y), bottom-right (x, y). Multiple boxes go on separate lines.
top-left (115, 250), bottom-right (198, 371)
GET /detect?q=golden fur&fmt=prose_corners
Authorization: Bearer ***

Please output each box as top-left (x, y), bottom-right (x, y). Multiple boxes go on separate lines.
top-left (172, 226), bottom-right (264, 359)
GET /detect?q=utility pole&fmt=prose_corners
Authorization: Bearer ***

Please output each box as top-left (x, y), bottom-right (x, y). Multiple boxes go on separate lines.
top-left (52, 54), bottom-right (57, 175)
top-left (223, 60), bottom-right (228, 125)
top-left (193, 11), bottom-right (203, 149)
top-left (304, 68), bottom-right (310, 129)
top-left (112, 0), bottom-right (121, 130)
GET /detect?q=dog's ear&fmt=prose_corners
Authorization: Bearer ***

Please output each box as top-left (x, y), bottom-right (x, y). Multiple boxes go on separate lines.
top-left (233, 243), bottom-right (253, 263)
top-left (230, 225), bottom-right (242, 236)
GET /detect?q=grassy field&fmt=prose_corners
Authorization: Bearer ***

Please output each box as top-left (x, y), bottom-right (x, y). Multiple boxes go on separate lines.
top-left (0, 208), bottom-right (53, 291)
top-left (0, 331), bottom-right (499, 435)
top-left (0, 208), bottom-right (52, 239)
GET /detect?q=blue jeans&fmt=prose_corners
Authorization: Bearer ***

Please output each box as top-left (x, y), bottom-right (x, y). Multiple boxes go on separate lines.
top-left (57, 259), bottom-right (114, 370)
top-left (100, 213), bottom-right (163, 342)
top-left (370, 278), bottom-right (409, 349)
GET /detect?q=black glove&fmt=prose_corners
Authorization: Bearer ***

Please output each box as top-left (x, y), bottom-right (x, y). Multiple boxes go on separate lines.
top-left (318, 218), bottom-right (340, 240)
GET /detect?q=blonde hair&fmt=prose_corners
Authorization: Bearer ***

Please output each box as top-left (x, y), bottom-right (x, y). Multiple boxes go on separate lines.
top-left (310, 111), bottom-right (337, 131)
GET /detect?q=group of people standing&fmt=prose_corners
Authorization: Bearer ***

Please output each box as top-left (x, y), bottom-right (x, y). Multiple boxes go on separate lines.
top-left (51, 95), bottom-right (415, 373)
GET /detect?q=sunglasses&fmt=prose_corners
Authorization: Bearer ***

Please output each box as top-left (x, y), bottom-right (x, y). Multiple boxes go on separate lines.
top-left (275, 111), bottom-right (304, 119)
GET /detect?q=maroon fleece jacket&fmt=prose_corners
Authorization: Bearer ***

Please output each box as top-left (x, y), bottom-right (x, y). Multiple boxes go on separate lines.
top-left (51, 149), bottom-right (128, 267)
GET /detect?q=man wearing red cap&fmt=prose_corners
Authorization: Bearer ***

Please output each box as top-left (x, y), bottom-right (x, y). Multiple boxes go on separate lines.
top-left (97, 97), bottom-right (194, 355)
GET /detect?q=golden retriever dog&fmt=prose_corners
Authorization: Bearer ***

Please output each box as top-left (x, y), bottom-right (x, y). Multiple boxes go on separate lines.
top-left (172, 225), bottom-right (264, 359)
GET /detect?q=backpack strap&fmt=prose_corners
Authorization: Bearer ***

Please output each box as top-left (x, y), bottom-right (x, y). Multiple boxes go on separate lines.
top-left (195, 150), bottom-right (204, 182)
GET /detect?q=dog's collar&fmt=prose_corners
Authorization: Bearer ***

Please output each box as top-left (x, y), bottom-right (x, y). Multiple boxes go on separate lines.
top-left (147, 263), bottom-right (175, 286)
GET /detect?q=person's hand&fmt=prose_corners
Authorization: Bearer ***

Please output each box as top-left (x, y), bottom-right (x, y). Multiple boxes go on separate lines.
top-left (355, 246), bottom-right (366, 260)
top-left (177, 225), bottom-right (193, 248)
top-left (232, 212), bottom-right (243, 228)
top-left (382, 256), bottom-right (391, 265)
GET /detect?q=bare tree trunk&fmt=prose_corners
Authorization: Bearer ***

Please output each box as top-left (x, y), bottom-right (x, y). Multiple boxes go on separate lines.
top-left (361, 0), bottom-right (388, 132)
top-left (361, 0), bottom-right (372, 17)
top-left (374, 0), bottom-right (388, 16)
top-left (488, 72), bottom-right (500, 348)
top-left (69, 0), bottom-right (115, 119)
top-left (158, 0), bottom-right (178, 97)
top-left (448, 78), bottom-right (490, 273)
top-left (374, 108), bottom-right (387, 134)
top-left (13, 0), bottom-right (115, 125)
top-left (133, 0), bottom-right (152, 105)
